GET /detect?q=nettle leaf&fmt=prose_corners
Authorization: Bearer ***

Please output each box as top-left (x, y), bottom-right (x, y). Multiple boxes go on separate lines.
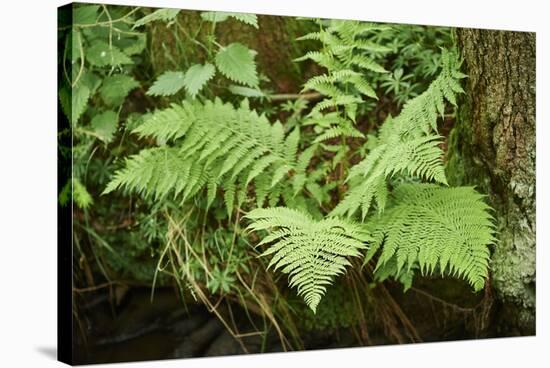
top-left (200, 11), bottom-right (230, 23)
top-left (73, 5), bottom-right (100, 25)
top-left (122, 33), bottom-right (147, 56)
top-left (59, 81), bottom-right (90, 125)
top-left (86, 41), bottom-right (133, 67)
top-left (91, 110), bottom-right (118, 143)
top-left (147, 71), bottom-right (186, 97)
top-left (215, 43), bottom-right (259, 88)
top-left (70, 29), bottom-right (83, 62)
top-left (134, 8), bottom-right (180, 28)
top-left (72, 83), bottom-right (90, 125)
top-left (183, 63), bottom-right (216, 99)
top-left (78, 72), bottom-right (102, 95)
top-left (58, 87), bottom-right (71, 124)
top-left (99, 75), bottom-right (139, 106)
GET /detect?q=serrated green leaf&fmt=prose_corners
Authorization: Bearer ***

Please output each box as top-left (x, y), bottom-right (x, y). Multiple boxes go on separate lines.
top-left (61, 82), bottom-right (90, 126)
top-left (58, 86), bottom-right (71, 124)
top-left (99, 75), bottom-right (139, 106)
top-left (215, 43), bottom-right (259, 88)
top-left (86, 41), bottom-right (133, 67)
top-left (134, 8), bottom-right (180, 28)
top-left (73, 5), bottom-right (99, 25)
top-left (183, 63), bottom-right (215, 98)
top-left (122, 33), bottom-right (146, 56)
top-left (200, 11), bottom-right (230, 23)
top-left (79, 72), bottom-right (102, 94)
top-left (147, 71), bottom-right (186, 96)
top-left (91, 110), bottom-right (118, 143)
top-left (70, 29), bottom-right (83, 62)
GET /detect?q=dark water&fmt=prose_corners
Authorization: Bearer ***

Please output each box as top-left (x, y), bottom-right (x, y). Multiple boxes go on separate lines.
top-left (73, 288), bottom-right (360, 365)
top-left (73, 278), bottom-right (493, 365)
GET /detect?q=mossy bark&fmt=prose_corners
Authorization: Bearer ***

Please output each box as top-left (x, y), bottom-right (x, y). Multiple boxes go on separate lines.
top-left (446, 29), bottom-right (535, 334)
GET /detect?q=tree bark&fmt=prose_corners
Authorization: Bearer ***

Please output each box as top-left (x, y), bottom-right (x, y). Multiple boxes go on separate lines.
top-left (447, 29), bottom-right (535, 334)
top-left (150, 11), bottom-right (316, 94)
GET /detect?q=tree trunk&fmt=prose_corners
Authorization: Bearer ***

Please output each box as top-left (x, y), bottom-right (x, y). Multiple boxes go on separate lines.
top-left (150, 11), bottom-right (316, 94)
top-left (447, 29), bottom-right (536, 334)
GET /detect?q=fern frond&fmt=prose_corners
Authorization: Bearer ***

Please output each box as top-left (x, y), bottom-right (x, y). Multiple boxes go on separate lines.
top-left (367, 184), bottom-right (495, 291)
top-left (105, 99), bottom-right (309, 214)
top-left (312, 95), bottom-right (362, 114)
top-left (297, 51), bottom-right (342, 71)
top-left (246, 207), bottom-right (370, 312)
top-left (296, 19), bottom-right (387, 142)
top-left (333, 49), bottom-right (464, 218)
top-left (349, 54), bottom-right (387, 73)
top-left (313, 125), bottom-right (364, 143)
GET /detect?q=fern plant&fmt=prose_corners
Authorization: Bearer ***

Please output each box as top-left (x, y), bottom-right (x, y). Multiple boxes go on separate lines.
top-left (366, 184), bottom-right (495, 291)
top-left (98, 12), bottom-right (496, 317)
top-left (246, 207), bottom-right (370, 313)
top-left (296, 19), bottom-right (390, 141)
top-left (331, 49), bottom-right (465, 218)
top-left (104, 98), bottom-right (315, 215)
top-left (246, 49), bottom-right (494, 312)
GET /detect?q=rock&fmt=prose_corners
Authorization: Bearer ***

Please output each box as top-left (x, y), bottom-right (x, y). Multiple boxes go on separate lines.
top-left (172, 318), bottom-right (224, 358)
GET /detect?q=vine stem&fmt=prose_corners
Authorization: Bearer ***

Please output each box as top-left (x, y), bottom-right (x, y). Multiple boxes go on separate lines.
top-left (267, 92), bottom-right (322, 101)
top-left (66, 7), bottom-right (141, 29)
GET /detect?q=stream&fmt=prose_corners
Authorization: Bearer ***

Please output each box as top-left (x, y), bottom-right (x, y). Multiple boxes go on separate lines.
top-left (73, 287), bottom-right (359, 364)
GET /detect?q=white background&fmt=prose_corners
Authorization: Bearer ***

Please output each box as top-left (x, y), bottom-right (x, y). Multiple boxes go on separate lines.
top-left (0, 0), bottom-right (546, 367)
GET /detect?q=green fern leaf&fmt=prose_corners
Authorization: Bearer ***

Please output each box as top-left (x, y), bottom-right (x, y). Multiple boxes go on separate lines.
top-left (333, 50), bottom-right (464, 218)
top-left (296, 19), bottom-right (388, 140)
top-left (215, 43), bottom-right (259, 87)
top-left (368, 184), bottom-right (495, 291)
top-left (246, 207), bottom-right (369, 312)
top-left (105, 99), bottom-right (309, 208)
